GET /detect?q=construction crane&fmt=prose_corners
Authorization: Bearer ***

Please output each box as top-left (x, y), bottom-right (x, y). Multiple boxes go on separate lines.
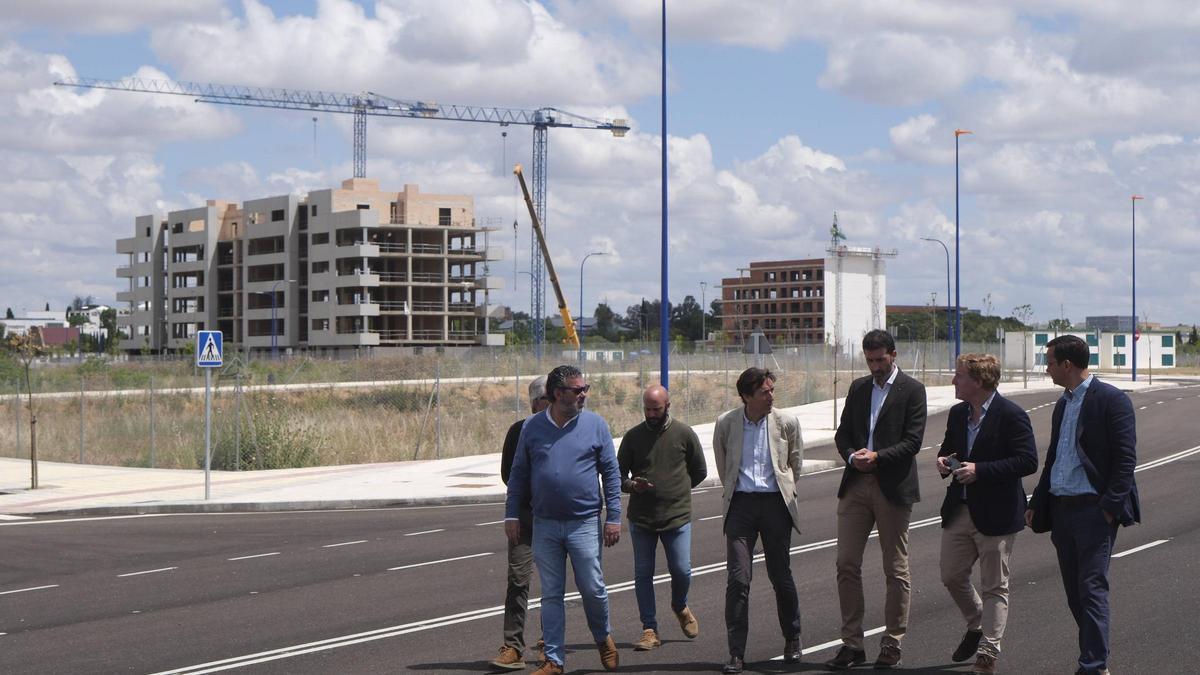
top-left (54, 75), bottom-right (629, 355)
top-left (514, 164), bottom-right (578, 350)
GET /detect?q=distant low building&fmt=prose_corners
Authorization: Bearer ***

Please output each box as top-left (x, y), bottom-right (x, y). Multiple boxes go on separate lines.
top-left (1002, 329), bottom-right (1177, 371)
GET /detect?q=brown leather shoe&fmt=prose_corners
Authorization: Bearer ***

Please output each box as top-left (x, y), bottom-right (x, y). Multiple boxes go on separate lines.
top-left (874, 641), bottom-right (903, 669)
top-left (971, 653), bottom-right (998, 674)
top-left (633, 628), bottom-right (661, 651)
top-left (824, 645), bottom-right (866, 670)
top-left (534, 639), bottom-right (544, 663)
top-left (490, 645), bottom-right (525, 670)
top-left (531, 660), bottom-right (563, 675)
top-left (675, 606), bottom-right (699, 639)
top-left (597, 634), bottom-right (619, 671)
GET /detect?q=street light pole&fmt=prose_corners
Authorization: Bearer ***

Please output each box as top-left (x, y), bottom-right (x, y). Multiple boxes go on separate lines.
top-left (954, 128), bottom-right (972, 361)
top-left (1131, 195), bottom-right (1143, 381)
top-left (578, 251), bottom-right (607, 362)
top-left (700, 281), bottom-right (708, 343)
top-left (920, 237), bottom-right (953, 371)
top-left (266, 279), bottom-right (295, 360)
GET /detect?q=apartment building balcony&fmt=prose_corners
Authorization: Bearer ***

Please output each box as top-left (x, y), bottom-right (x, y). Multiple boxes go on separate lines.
top-left (410, 271), bottom-right (445, 284)
top-left (171, 259), bottom-right (206, 274)
top-left (334, 300), bottom-right (380, 317)
top-left (409, 301), bottom-right (444, 313)
top-left (446, 247), bottom-right (503, 262)
top-left (325, 329), bottom-right (381, 347)
top-left (335, 241), bottom-right (380, 258)
top-left (116, 237), bottom-right (139, 254)
top-left (335, 270), bottom-right (380, 287)
top-left (244, 250), bottom-right (287, 266)
top-left (447, 274), bottom-right (503, 290)
top-left (378, 300), bottom-right (409, 313)
top-left (117, 262), bottom-right (153, 278)
top-left (377, 271), bottom-right (407, 284)
top-left (409, 242), bottom-right (445, 256)
top-left (448, 301), bottom-right (480, 315)
top-left (116, 289), bottom-right (148, 303)
top-left (377, 242), bottom-right (408, 255)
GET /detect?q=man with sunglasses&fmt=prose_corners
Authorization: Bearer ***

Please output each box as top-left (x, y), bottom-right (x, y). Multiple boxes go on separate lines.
top-left (505, 365), bottom-right (622, 674)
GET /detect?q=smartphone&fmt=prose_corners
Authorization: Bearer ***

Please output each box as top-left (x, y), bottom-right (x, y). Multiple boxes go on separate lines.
top-left (944, 454), bottom-right (962, 472)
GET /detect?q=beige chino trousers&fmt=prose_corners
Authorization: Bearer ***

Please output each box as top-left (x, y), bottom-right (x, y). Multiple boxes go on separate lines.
top-left (835, 473), bottom-right (913, 650)
top-left (939, 503), bottom-right (1015, 658)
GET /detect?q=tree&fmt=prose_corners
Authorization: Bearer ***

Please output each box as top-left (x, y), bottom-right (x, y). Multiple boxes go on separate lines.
top-left (4, 307), bottom-right (12, 319)
top-left (1011, 304), bottom-right (1034, 328)
top-left (100, 308), bottom-right (118, 347)
top-left (68, 314), bottom-right (89, 327)
top-left (1191, 325), bottom-right (1199, 345)
top-left (670, 295), bottom-right (704, 341)
top-left (7, 330), bottom-right (48, 489)
top-left (1047, 318), bottom-right (1072, 332)
top-left (592, 302), bottom-right (619, 342)
top-left (44, 302), bottom-right (50, 311)
top-left (69, 295), bottom-right (95, 312)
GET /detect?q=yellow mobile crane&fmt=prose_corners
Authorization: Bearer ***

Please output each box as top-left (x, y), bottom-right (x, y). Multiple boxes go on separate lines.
top-left (514, 164), bottom-right (579, 350)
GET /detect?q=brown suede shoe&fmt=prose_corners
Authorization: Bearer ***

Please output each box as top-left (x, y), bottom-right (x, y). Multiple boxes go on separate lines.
top-left (534, 639), bottom-right (545, 663)
top-left (531, 660), bottom-right (563, 675)
top-left (597, 634), bottom-right (619, 671)
top-left (971, 653), bottom-right (998, 674)
top-left (633, 628), bottom-right (661, 651)
top-left (490, 645), bottom-right (525, 670)
top-left (675, 606), bottom-right (699, 639)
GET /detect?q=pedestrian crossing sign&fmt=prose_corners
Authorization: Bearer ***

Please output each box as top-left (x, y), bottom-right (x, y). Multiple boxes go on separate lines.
top-left (196, 330), bottom-right (223, 367)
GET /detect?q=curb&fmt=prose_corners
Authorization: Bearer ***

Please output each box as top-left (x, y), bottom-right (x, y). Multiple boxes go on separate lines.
top-left (27, 460), bottom-right (842, 518)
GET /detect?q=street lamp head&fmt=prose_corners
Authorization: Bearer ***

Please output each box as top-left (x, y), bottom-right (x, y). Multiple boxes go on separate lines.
top-left (1131, 195), bottom-right (1144, 201)
top-left (954, 129), bottom-right (973, 137)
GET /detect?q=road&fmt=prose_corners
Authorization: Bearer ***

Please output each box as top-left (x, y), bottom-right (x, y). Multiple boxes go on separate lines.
top-left (2, 383), bottom-right (1198, 674)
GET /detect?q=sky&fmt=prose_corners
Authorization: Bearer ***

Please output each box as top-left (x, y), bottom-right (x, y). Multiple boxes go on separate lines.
top-left (2, 0), bottom-right (1199, 327)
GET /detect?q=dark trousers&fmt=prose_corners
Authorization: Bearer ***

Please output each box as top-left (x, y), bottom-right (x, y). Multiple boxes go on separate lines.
top-left (724, 491), bottom-right (801, 658)
top-left (502, 511), bottom-right (535, 651)
top-left (1050, 498), bottom-right (1118, 674)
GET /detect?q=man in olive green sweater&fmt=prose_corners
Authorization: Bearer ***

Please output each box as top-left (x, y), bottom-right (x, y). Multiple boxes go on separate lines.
top-left (618, 385), bottom-right (708, 652)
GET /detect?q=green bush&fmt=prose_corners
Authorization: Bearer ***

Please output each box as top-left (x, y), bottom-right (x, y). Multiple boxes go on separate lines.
top-left (209, 397), bottom-right (326, 470)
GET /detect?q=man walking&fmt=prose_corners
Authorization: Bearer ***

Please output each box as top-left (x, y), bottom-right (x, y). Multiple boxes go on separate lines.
top-left (713, 367), bottom-right (804, 674)
top-left (490, 376), bottom-right (548, 671)
top-left (827, 329), bottom-right (927, 670)
top-left (936, 354), bottom-right (1038, 674)
top-left (618, 385), bottom-right (707, 652)
top-left (1027, 335), bottom-right (1139, 675)
top-left (505, 365), bottom-right (622, 675)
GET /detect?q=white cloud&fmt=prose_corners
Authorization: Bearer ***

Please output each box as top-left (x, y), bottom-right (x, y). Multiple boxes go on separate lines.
top-left (0, 0), bottom-right (227, 34)
top-left (1113, 134), bottom-right (1183, 158)
top-left (820, 32), bottom-right (976, 106)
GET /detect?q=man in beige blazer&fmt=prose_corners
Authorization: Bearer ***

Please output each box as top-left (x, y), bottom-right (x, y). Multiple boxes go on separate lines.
top-left (713, 367), bottom-right (805, 673)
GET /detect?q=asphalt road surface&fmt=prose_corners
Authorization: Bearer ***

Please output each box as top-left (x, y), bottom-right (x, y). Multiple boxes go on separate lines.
top-left (3, 383), bottom-right (1199, 674)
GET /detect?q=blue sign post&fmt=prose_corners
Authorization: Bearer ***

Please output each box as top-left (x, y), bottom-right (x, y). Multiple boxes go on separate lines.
top-left (196, 331), bottom-right (223, 499)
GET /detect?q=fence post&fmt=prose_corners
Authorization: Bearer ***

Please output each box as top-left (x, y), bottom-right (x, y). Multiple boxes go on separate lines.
top-left (435, 359), bottom-right (442, 460)
top-left (514, 354), bottom-right (520, 418)
top-left (149, 375), bottom-right (156, 468)
top-left (235, 371), bottom-right (242, 471)
top-left (79, 375), bottom-right (85, 464)
top-left (13, 381), bottom-right (20, 459)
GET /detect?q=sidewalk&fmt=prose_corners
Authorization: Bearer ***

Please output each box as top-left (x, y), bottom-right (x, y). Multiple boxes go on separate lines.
top-left (0, 376), bottom-right (1168, 517)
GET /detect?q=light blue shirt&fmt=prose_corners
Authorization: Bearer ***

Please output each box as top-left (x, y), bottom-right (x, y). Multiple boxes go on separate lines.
top-left (1050, 374), bottom-right (1097, 497)
top-left (961, 391), bottom-right (995, 499)
top-left (736, 411), bottom-right (779, 493)
top-left (867, 366), bottom-right (899, 452)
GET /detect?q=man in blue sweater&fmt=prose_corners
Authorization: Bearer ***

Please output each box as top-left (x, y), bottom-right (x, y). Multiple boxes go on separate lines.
top-left (505, 365), bottom-right (622, 674)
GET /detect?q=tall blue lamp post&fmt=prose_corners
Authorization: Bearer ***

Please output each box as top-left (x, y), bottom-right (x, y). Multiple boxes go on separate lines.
top-left (920, 236), bottom-right (954, 370)
top-left (954, 128), bottom-right (972, 360)
top-left (265, 279), bottom-right (295, 359)
top-left (578, 251), bottom-right (607, 362)
top-left (1131, 194), bottom-right (1143, 381)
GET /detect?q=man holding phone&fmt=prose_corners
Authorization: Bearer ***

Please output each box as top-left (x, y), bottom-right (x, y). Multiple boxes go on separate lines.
top-left (936, 354), bottom-right (1038, 674)
top-left (618, 385), bottom-right (708, 652)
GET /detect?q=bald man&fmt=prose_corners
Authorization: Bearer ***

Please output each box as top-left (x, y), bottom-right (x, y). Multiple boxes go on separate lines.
top-left (618, 385), bottom-right (708, 652)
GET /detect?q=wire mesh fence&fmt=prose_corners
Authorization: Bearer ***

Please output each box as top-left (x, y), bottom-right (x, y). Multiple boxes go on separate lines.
top-left (0, 339), bottom-right (1183, 470)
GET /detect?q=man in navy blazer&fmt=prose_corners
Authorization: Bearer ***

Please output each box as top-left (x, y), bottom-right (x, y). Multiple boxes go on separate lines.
top-left (1026, 335), bottom-right (1139, 675)
top-left (936, 353), bottom-right (1037, 675)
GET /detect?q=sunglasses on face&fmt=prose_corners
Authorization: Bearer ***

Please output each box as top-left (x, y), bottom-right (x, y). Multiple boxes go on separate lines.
top-left (560, 384), bottom-right (591, 396)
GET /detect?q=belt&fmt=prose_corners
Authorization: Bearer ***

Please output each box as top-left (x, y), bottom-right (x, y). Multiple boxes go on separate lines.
top-left (1054, 493), bottom-right (1099, 505)
top-left (734, 491), bottom-right (780, 498)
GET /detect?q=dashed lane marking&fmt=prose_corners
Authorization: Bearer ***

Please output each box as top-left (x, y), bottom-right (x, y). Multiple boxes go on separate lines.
top-left (772, 626), bottom-right (886, 660)
top-left (0, 584), bottom-right (59, 596)
top-left (403, 529), bottom-right (445, 537)
top-left (0, 514), bottom-right (33, 521)
top-left (118, 567), bottom-right (178, 578)
top-left (1113, 539), bottom-right (1169, 559)
top-left (322, 540), bottom-right (367, 548)
top-left (227, 552), bottom-right (280, 562)
top-left (387, 552), bottom-right (492, 571)
top-left (474, 520), bottom-right (506, 527)
top-left (698, 515), bottom-right (723, 521)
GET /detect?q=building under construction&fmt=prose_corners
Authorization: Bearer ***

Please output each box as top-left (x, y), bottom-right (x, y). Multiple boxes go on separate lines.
top-left (116, 177), bottom-right (503, 355)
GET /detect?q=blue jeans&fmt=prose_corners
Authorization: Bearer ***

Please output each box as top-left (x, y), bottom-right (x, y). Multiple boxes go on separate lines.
top-left (629, 521), bottom-right (692, 630)
top-left (1050, 498), bottom-right (1119, 674)
top-left (532, 514), bottom-right (611, 666)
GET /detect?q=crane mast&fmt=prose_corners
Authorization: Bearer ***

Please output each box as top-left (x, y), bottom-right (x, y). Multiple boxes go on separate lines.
top-left (514, 164), bottom-right (578, 350)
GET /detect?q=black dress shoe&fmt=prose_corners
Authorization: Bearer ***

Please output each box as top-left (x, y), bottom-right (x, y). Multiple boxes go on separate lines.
top-left (783, 637), bottom-right (803, 663)
top-left (953, 629), bottom-right (983, 662)
top-left (824, 645), bottom-right (867, 670)
top-left (721, 655), bottom-right (744, 674)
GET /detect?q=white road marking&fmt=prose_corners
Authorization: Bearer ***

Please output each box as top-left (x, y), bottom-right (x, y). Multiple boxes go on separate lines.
top-left (403, 528), bottom-right (445, 537)
top-left (699, 515), bottom-right (723, 521)
top-left (1156, 401), bottom-right (1164, 405)
top-left (387, 552), bottom-right (492, 571)
top-left (1135, 445), bottom-right (1200, 472)
top-left (771, 626), bottom-right (886, 659)
top-left (1139, 406), bottom-right (1148, 410)
top-left (0, 514), bottom-right (33, 521)
top-left (1113, 539), bottom-right (1169, 559)
top-left (0, 513), bottom-right (169, 527)
top-left (474, 520), bottom-right (506, 526)
top-left (322, 540), bottom-right (367, 548)
top-left (0, 584), bottom-right (59, 596)
top-left (118, 567), bottom-right (178, 578)
top-left (227, 552), bottom-right (280, 561)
